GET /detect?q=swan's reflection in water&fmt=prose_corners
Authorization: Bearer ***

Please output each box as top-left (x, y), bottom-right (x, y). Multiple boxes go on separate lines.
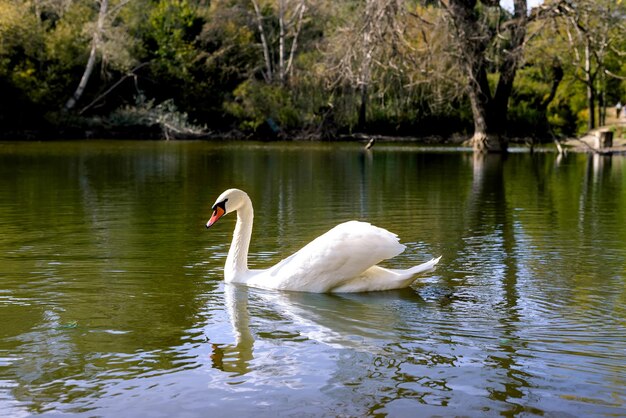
top-left (209, 284), bottom-right (255, 375)
top-left (207, 283), bottom-right (428, 376)
top-left (203, 283), bottom-right (496, 415)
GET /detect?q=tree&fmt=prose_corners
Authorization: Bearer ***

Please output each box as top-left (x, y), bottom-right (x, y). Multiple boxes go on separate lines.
top-left (553, 0), bottom-right (626, 130)
top-left (65, 0), bottom-right (136, 111)
top-left (250, 0), bottom-right (307, 85)
top-left (442, 0), bottom-right (529, 152)
top-left (322, 0), bottom-right (412, 131)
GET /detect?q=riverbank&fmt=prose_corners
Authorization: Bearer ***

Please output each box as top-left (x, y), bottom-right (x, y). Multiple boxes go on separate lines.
top-left (558, 106), bottom-right (626, 154)
top-left (4, 112), bottom-right (626, 153)
top-left (562, 131), bottom-right (626, 154)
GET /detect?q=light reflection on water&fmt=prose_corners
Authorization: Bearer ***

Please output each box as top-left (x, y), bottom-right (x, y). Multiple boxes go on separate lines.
top-left (0, 141), bottom-right (625, 417)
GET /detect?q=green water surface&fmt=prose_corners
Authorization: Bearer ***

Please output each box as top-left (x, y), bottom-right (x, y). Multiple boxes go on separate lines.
top-left (0, 141), bottom-right (624, 417)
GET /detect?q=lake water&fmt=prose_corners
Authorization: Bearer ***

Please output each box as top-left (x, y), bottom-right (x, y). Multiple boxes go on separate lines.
top-left (0, 141), bottom-right (624, 417)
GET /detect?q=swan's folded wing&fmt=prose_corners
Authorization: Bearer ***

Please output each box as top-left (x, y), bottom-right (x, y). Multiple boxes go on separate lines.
top-left (257, 221), bottom-right (405, 292)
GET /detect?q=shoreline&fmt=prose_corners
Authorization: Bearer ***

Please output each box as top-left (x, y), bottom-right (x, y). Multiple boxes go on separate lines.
top-left (561, 121), bottom-right (626, 155)
top-left (3, 126), bottom-right (626, 155)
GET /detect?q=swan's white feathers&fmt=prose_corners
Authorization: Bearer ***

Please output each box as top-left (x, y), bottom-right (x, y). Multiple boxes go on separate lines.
top-left (249, 221), bottom-right (405, 292)
top-left (209, 189), bottom-right (441, 293)
top-left (331, 256), bottom-right (442, 292)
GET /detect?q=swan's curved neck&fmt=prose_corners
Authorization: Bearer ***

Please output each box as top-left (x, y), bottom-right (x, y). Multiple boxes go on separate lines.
top-left (225, 197), bottom-right (253, 282)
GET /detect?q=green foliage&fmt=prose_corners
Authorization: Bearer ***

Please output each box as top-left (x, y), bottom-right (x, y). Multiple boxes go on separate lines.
top-left (144, 0), bottom-right (202, 78)
top-left (508, 66), bottom-right (555, 137)
top-left (508, 101), bottom-right (548, 137)
top-left (1, 0), bottom-right (625, 140)
top-left (0, 0), bottom-right (47, 105)
top-left (44, 2), bottom-right (93, 65)
top-left (0, 1), bottom-right (43, 57)
top-left (224, 79), bottom-right (301, 132)
top-left (546, 100), bottom-right (576, 138)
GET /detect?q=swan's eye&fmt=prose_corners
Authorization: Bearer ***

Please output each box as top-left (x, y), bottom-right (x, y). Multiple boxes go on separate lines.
top-left (212, 199), bottom-right (228, 212)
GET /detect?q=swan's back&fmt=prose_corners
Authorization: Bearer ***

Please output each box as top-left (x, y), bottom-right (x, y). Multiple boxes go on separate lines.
top-left (248, 221), bottom-right (405, 292)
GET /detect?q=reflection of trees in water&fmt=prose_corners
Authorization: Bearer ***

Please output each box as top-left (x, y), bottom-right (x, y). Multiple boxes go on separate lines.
top-left (456, 152), bottom-right (626, 413)
top-left (4, 283), bottom-right (220, 416)
top-left (224, 146), bottom-right (457, 264)
top-left (461, 153), bottom-right (531, 412)
top-left (0, 143), bottom-right (225, 411)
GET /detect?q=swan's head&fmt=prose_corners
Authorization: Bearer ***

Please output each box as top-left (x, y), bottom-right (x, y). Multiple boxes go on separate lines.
top-left (206, 188), bottom-right (249, 228)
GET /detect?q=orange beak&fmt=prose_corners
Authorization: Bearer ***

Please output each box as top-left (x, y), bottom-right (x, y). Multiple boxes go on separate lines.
top-left (206, 206), bottom-right (225, 228)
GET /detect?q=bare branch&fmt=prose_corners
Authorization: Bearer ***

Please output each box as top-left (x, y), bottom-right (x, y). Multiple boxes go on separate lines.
top-left (250, 0), bottom-right (273, 83)
top-left (79, 62), bottom-right (150, 115)
top-left (285, 0), bottom-right (306, 78)
top-left (605, 68), bottom-right (626, 80)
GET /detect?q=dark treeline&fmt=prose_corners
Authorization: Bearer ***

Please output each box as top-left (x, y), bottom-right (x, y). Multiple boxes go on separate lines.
top-left (1, 0), bottom-right (625, 151)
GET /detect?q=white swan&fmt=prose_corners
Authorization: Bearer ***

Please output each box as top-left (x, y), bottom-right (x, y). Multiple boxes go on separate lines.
top-left (206, 188), bottom-right (441, 293)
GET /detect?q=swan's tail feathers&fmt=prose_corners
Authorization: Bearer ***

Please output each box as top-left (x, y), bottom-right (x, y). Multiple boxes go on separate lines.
top-left (329, 256), bottom-right (442, 293)
top-left (406, 255), bottom-right (441, 276)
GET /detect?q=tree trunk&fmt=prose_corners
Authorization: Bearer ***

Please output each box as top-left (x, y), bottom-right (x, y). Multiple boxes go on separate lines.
top-left (467, 86), bottom-right (507, 152)
top-left (65, 42), bottom-right (98, 111)
top-left (253, 0), bottom-right (306, 85)
top-left (65, 0), bottom-right (108, 111)
top-left (278, 0), bottom-right (285, 84)
top-left (464, 47), bottom-right (507, 152)
top-left (284, 0), bottom-right (306, 80)
top-left (358, 83), bottom-right (368, 131)
top-left (357, 13), bottom-right (373, 132)
top-left (539, 62), bottom-right (563, 109)
top-left (585, 39), bottom-right (595, 130)
top-left (251, 0), bottom-right (273, 83)
top-left (447, 0), bottom-right (527, 153)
